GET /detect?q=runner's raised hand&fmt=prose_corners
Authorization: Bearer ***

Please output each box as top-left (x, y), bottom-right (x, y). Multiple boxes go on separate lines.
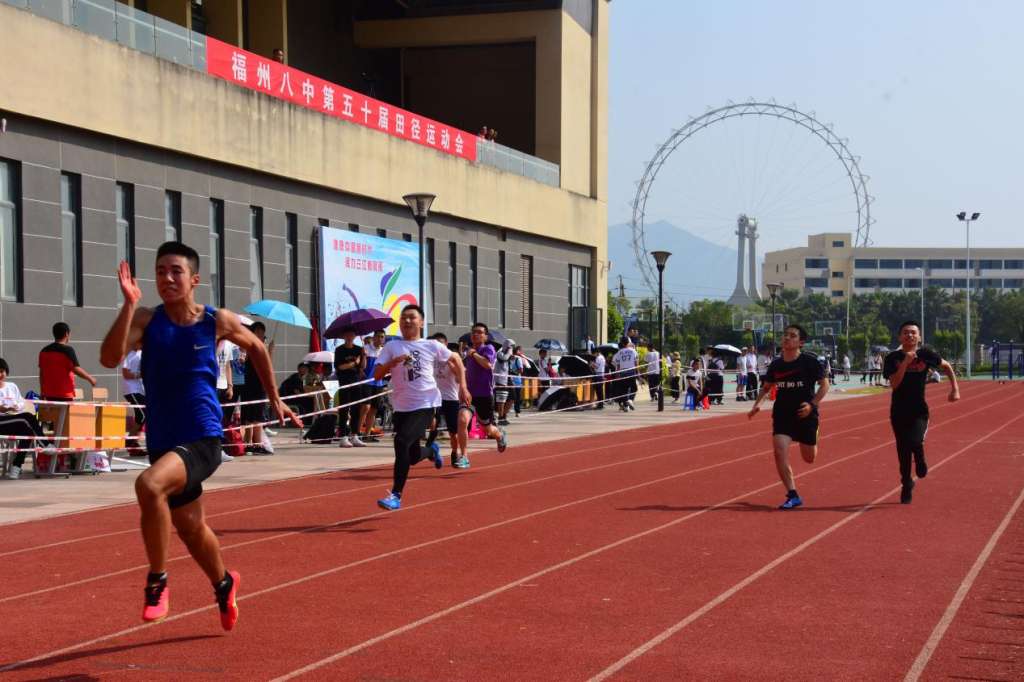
top-left (118, 261), bottom-right (142, 306)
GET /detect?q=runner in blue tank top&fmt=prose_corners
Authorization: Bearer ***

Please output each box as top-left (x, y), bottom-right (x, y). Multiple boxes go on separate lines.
top-left (100, 242), bottom-right (301, 630)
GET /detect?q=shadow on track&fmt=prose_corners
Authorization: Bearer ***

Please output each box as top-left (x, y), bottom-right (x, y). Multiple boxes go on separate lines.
top-left (617, 501), bottom-right (904, 514)
top-left (3, 634), bottom-right (220, 677)
top-left (215, 517), bottom-right (381, 535)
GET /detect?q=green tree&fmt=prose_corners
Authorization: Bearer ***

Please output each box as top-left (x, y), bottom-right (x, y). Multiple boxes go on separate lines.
top-left (607, 290), bottom-right (625, 342)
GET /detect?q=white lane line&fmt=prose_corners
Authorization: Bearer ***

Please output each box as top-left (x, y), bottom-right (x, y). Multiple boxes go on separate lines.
top-left (903, 481), bottom-right (1024, 682)
top-left (270, 399), bottom-right (1022, 681)
top-left (0, 402), bottom-right (900, 604)
top-left (0, 389), bottom-right (1007, 676)
top-left (588, 415), bottom-right (1024, 682)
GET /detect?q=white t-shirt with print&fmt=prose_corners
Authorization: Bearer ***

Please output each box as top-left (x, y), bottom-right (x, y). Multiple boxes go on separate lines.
top-left (433, 341), bottom-right (461, 402)
top-left (644, 350), bottom-right (660, 375)
top-left (612, 347), bottom-right (639, 372)
top-left (216, 340), bottom-right (237, 390)
top-left (121, 349), bottom-right (144, 395)
top-left (745, 353), bottom-right (758, 373)
top-left (377, 338), bottom-right (452, 412)
top-left (756, 353), bottom-right (771, 375)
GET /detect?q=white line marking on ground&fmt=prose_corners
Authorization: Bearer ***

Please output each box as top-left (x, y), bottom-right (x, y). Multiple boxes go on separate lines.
top-left (903, 478), bottom-right (1024, 682)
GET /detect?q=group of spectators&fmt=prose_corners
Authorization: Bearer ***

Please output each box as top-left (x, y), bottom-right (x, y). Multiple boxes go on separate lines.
top-left (478, 126), bottom-right (500, 143)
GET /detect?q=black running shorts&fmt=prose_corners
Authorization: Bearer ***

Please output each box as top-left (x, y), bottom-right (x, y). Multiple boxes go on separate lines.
top-left (148, 437), bottom-right (222, 509)
top-left (471, 395), bottom-right (495, 425)
top-left (772, 410), bottom-right (820, 446)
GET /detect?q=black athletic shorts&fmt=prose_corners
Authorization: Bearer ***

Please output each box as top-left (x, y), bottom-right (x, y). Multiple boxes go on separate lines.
top-left (471, 395), bottom-right (495, 425)
top-left (772, 409), bottom-right (820, 446)
top-left (124, 393), bottom-right (146, 427)
top-left (365, 384), bottom-right (386, 411)
top-left (148, 437), bottom-right (222, 509)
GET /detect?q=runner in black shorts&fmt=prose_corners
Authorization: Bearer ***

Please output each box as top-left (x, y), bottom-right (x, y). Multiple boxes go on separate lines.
top-left (748, 324), bottom-right (830, 509)
top-left (883, 320), bottom-right (960, 504)
top-left (100, 243), bottom-right (300, 629)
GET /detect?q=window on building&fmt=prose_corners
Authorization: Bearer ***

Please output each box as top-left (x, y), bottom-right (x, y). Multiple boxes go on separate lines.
top-left (249, 206), bottom-right (263, 302)
top-left (61, 173), bottom-right (82, 306)
top-left (831, 290), bottom-right (844, 297)
top-left (403, 233), bottom-right (412, 242)
top-left (209, 199), bottom-right (224, 307)
top-left (498, 251), bottom-right (506, 328)
top-left (318, 218), bottom-right (329, 228)
top-left (469, 246), bottom-right (478, 322)
top-left (953, 278), bottom-right (967, 289)
top-left (285, 212), bottom-right (298, 305)
top-left (904, 278), bottom-right (922, 288)
top-left (775, 264), bottom-right (779, 273)
top-left (425, 238), bottom-right (434, 322)
top-left (376, 228), bottom-right (387, 238)
top-left (115, 183), bottom-right (135, 277)
top-left (831, 240), bottom-right (844, 248)
top-left (854, 259), bottom-right (878, 269)
top-left (164, 190), bottom-right (181, 242)
top-left (348, 223), bottom-right (359, 233)
top-left (804, 277), bottom-right (828, 288)
top-left (977, 278), bottom-right (1001, 289)
top-left (927, 278), bottom-right (953, 288)
top-left (569, 264), bottom-right (590, 307)
top-left (1004, 260), bottom-right (1023, 270)
top-left (928, 259), bottom-right (953, 269)
top-left (784, 263), bottom-right (788, 272)
top-left (980, 259), bottom-right (1003, 269)
top-left (1003, 279), bottom-right (1023, 288)
top-left (879, 259), bottom-right (903, 269)
top-left (903, 258), bottom-right (924, 269)
top-left (854, 278), bottom-right (878, 288)
top-left (878, 278), bottom-right (903, 288)
top-left (1, 159), bottom-right (22, 302)
top-left (521, 255), bottom-right (533, 329)
top-left (447, 242), bottom-right (457, 325)
top-left (832, 271), bottom-right (844, 278)
top-left (805, 257), bottom-right (829, 269)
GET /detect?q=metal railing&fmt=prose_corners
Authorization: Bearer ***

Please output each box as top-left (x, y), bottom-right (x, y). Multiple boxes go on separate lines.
top-left (476, 140), bottom-right (560, 188)
top-left (2, 0), bottom-right (206, 70)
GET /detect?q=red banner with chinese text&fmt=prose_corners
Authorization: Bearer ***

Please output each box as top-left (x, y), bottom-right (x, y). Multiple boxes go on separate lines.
top-left (206, 38), bottom-right (477, 162)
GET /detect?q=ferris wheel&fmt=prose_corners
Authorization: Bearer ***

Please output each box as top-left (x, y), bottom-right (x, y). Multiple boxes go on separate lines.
top-left (629, 100), bottom-right (873, 301)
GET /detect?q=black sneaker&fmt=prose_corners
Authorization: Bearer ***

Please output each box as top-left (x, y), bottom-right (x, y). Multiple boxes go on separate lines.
top-left (900, 480), bottom-right (915, 504)
top-left (914, 456), bottom-right (928, 479)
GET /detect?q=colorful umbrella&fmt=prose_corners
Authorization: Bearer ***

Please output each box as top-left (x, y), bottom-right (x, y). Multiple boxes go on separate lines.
top-left (325, 308), bottom-right (393, 338)
top-left (534, 338), bottom-right (568, 352)
top-left (243, 300), bottom-right (312, 329)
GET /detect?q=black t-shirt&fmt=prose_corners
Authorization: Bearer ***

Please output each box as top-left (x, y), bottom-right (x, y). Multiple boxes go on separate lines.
top-left (334, 345), bottom-right (365, 384)
top-left (883, 347), bottom-right (942, 418)
top-left (243, 355), bottom-right (265, 399)
top-left (765, 352), bottom-right (825, 419)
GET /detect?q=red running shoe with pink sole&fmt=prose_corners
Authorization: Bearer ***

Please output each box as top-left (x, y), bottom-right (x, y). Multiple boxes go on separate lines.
top-left (216, 570), bottom-right (241, 631)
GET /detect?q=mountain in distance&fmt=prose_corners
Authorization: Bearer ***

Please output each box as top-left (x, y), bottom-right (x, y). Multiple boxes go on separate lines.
top-left (607, 219), bottom-right (739, 306)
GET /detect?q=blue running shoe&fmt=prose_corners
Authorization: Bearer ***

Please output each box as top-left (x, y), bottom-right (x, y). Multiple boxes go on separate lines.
top-left (377, 492), bottom-right (401, 511)
top-left (429, 441), bottom-right (443, 469)
top-left (779, 495), bottom-right (803, 510)
top-left (454, 456), bottom-right (471, 469)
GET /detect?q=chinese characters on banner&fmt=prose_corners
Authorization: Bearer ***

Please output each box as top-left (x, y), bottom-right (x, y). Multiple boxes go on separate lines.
top-left (206, 38), bottom-right (478, 162)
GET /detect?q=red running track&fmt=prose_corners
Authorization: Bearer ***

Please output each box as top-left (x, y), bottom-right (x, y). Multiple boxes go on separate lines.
top-left (1, 382), bottom-right (1022, 680)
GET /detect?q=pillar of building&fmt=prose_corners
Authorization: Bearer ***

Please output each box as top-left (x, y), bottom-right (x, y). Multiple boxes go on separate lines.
top-left (246, 0), bottom-right (288, 61)
top-left (747, 219), bottom-right (761, 301)
top-left (204, 0), bottom-right (243, 47)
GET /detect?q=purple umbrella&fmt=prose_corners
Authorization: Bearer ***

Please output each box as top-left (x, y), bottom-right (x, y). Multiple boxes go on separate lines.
top-left (324, 308), bottom-right (393, 338)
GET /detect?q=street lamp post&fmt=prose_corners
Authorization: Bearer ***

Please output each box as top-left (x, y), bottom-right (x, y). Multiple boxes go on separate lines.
top-left (766, 282), bottom-right (784, 353)
top-left (403, 193), bottom-right (436, 336)
top-left (913, 267), bottom-right (925, 343)
top-left (957, 211), bottom-right (981, 377)
top-left (651, 250), bottom-right (672, 412)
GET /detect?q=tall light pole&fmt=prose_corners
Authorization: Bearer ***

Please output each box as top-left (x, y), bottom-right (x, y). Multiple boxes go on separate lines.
top-left (913, 267), bottom-right (925, 343)
top-left (651, 250), bottom-right (671, 412)
top-left (957, 211), bottom-right (981, 377)
top-left (767, 282), bottom-right (784, 353)
top-left (403, 193), bottom-right (436, 336)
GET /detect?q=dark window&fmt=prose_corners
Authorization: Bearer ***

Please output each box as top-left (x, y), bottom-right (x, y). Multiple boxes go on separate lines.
top-left (928, 259), bottom-right (953, 269)
top-left (904, 278), bottom-right (922, 288)
top-left (927, 278), bottom-right (953, 288)
top-left (285, 213), bottom-right (298, 305)
top-left (498, 250), bottom-right (506, 328)
top-left (784, 263), bottom-right (788, 272)
top-left (0, 159), bottom-right (22, 302)
top-left (318, 218), bottom-right (329, 228)
top-left (953, 278), bottom-right (967, 289)
top-left (977, 278), bottom-right (1002, 288)
top-left (249, 206), bottom-right (263, 302)
top-left (980, 259), bottom-right (1002, 269)
top-left (209, 199), bottom-right (225, 307)
top-left (855, 278), bottom-right (878, 288)
top-left (348, 223), bottom-right (359, 233)
top-left (447, 242), bottom-right (457, 325)
top-left (904, 258), bottom-right (924, 269)
top-left (832, 271), bottom-right (844, 278)
top-left (60, 173), bottom-right (82, 306)
top-left (164, 190), bottom-right (181, 242)
top-left (831, 240), bottom-right (844, 248)
top-left (403, 233), bottom-right (412, 242)
top-left (115, 183), bottom-right (135, 276)
top-left (831, 290), bottom-right (844, 297)
top-left (878, 278), bottom-right (903, 288)
top-left (469, 246), bottom-right (478, 322)
top-left (854, 259), bottom-right (878, 269)
top-left (804, 277), bottom-right (828, 288)
top-left (521, 255), bottom-right (533, 329)
top-left (376, 228), bottom-right (387, 238)
top-left (570, 264), bottom-right (590, 307)
top-left (1003, 279), bottom-right (1023, 288)
top-left (954, 259), bottom-right (967, 269)
top-left (775, 264), bottom-right (779, 273)
top-left (1004, 260), bottom-right (1023, 269)
top-left (805, 258), bottom-right (829, 269)
top-left (879, 259), bottom-right (902, 269)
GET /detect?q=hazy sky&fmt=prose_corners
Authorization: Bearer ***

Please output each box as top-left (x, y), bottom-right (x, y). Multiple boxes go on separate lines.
top-left (608, 1), bottom-right (1023, 251)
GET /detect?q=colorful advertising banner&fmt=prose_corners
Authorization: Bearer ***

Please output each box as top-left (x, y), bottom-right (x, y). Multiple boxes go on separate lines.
top-left (318, 226), bottom-right (420, 350)
top-left (206, 38), bottom-right (477, 162)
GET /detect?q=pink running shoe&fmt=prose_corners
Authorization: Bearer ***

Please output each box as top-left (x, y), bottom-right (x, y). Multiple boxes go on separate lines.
top-left (215, 570), bottom-right (241, 631)
top-left (142, 579), bottom-right (169, 622)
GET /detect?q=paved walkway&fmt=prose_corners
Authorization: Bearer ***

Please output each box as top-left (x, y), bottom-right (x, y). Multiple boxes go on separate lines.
top-left (0, 382), bottom-right (871, 525)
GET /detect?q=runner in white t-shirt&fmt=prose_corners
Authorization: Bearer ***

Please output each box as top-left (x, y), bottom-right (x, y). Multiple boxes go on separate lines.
top-left (374, 305), bottom-right (470, 511)
top-left (612, 342), bottom-right (639, 411)
top-left (426, 332), bottom-right (472, 468)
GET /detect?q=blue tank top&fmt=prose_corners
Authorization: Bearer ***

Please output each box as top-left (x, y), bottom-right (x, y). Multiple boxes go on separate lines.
top-left (141, 305), bottom-right (223, 453)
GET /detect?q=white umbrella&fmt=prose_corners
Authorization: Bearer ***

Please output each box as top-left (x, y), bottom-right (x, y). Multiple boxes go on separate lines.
top-left (303, 351), bottom-right (334, 364)
top-left (238, 314), bottom-right (255, 326)
top-left (713, 344), bottom-right (742, 355)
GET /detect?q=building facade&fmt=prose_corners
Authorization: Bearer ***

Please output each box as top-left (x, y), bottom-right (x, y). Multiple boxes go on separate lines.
top-left (763, 233), bottom-right (1024, 300)
top-left (0, 0), bottom-right (609, 393)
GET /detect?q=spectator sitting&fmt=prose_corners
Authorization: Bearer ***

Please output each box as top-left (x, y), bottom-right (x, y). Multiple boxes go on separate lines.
top-left (1, 357), bottom-right (52, 479)
top-left (279, 362), bottom-right (313, 423)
